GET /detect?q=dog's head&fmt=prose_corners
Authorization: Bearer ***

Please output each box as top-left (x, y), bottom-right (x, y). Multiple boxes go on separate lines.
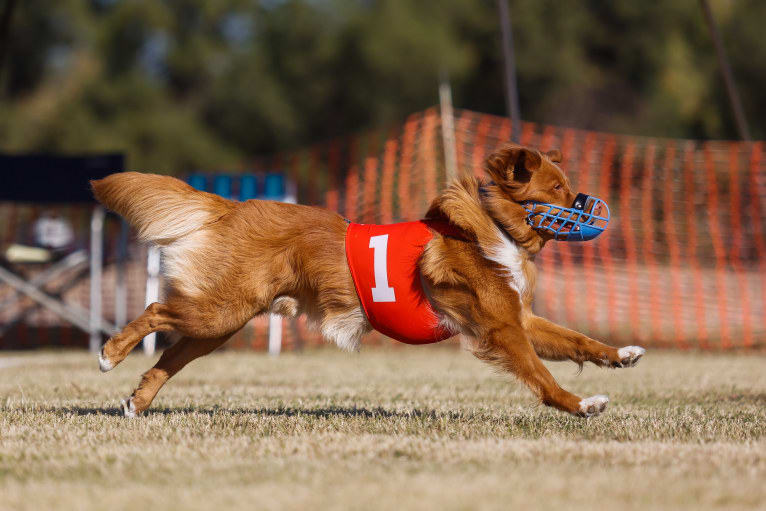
top-left (485, 145), bottom-right (574, 210)
top-left (482, 144), bottom-right (608, 249)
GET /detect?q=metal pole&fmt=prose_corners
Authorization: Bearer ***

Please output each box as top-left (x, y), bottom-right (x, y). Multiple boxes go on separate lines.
top-left (0, 265), bottom-right (116, 336)
top-left (439, 74), bottom-right (459, 181)
top-left (699, 0), bottom-right (751, 141)
top-left (115, 219), bottom-right (129, 328)
top-left (143, 245), bottom-right (161, 356)
top-left (497, 0), bottom-right (522, 142)
top-left (89, 206), bottom-right (105, 353)
top-left (0, 250), bottom-right (87, 312)
top-left (0, 265), bottom-right (92, 334)
top-left (0, 252), bottom-right (118, 337)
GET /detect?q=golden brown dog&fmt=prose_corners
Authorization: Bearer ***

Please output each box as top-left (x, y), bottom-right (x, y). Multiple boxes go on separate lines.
top-left (91, 144), bottom-right (644, 418)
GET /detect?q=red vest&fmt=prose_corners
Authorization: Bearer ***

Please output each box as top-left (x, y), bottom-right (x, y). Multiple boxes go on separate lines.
top-left (345, 220), bottom-right (460, 345)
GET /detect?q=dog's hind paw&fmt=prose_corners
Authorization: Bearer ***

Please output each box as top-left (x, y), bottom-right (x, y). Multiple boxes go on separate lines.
top-left (578, 395), bottom-right (609, 417)
top-left (616, 346), bottom-right (646, 367)
top-left (121, 397), bottom-right (137, 418)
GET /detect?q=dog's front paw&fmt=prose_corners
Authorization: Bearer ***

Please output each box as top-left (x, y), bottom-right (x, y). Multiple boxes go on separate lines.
top-left (615, 346), bottom-right (646, 367)
top-left (578, 395), bottom-right (609, 417)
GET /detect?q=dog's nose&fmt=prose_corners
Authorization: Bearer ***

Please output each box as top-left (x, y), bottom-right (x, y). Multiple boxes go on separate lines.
top-left (592, 202), bottom-right (603, 217)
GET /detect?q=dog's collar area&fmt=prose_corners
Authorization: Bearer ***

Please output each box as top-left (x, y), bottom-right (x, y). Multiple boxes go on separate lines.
top-left (477, 181), bottom-right (496, 201)
top-left (477, 181), bottom-right (526, 245)
top-left (424, 219), bottom-right (470, 242)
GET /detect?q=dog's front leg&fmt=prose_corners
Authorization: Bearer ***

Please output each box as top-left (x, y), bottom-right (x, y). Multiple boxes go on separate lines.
top-left (472, 326), bottom-right (608, 417)
top-left (525, 315), bottom-right (645, 368)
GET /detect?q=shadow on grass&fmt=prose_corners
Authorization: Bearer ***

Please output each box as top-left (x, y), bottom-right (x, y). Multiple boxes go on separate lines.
top-left (47, 404), bottom-right (505, 422)
top-left (39, 405), bottom-right (610, 438)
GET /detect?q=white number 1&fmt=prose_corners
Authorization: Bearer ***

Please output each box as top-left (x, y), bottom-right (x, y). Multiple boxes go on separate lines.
top-left (369, 234), bottom-right (396, 302)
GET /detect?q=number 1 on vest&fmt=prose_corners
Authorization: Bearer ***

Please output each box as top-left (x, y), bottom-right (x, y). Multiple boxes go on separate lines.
top-left (369, 234), bottom-right (396, 302)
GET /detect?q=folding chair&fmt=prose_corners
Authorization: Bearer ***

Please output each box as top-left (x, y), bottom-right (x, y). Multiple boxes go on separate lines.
top-left (0, 154), bottom-right (125, 351)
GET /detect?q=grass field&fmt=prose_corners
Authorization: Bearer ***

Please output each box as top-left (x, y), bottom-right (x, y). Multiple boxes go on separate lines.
top-left (1, 346), bottom-right (764, 511)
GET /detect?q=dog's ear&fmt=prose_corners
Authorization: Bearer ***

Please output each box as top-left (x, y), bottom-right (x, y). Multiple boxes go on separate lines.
top-left (485, 146), bottom-right (542, 185)
top-left (545, 149), bottom-right (562, 163)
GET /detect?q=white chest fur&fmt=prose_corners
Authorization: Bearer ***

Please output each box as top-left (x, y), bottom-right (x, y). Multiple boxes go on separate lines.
top-left (484, 227), bottom-right (529, 300)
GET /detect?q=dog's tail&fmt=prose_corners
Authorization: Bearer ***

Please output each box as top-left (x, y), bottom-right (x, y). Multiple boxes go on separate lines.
top-left (91, 172), bottom-right (235, 245)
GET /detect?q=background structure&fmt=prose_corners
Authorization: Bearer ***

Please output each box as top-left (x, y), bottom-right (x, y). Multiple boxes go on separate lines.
top-left (2, 107), bottom-right (763, 350)
top-left (0, 0), bottom-right (763, 351)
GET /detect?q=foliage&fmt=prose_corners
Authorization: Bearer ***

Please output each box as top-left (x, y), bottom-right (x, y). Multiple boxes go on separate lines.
top-left (0, 0), bottom-right (761, 173)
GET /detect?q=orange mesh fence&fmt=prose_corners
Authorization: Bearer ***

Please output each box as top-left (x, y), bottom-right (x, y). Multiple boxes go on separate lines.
top-left (1, 107), bottom-right (764, 350)
top-left (261, 107), bottom-right (765, 350)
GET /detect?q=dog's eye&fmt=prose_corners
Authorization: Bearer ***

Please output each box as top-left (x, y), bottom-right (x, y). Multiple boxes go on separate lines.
top-left (553, 183), bottom-right (562, 191)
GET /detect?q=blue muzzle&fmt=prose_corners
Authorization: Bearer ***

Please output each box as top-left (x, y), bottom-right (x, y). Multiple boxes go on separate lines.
top-left (523, 193), bottom-right (610, 241)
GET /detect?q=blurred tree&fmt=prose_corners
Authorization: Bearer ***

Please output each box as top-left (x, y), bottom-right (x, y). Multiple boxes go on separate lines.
top-left (0, 0), bottom-right (760, 173)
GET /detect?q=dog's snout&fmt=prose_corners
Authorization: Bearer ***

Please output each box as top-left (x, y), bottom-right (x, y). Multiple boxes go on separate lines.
top-left (592, 202), bottom-right (603, 217)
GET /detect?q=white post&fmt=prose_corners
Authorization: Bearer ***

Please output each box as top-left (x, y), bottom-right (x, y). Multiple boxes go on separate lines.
top-left (439, 77), bottom-right (458, 181)
top-left (268, 314), bottom-right (282, 356)
top-left (143, 245), bottom-right (161, 356)
top-left (266, 178), bottom-right (293, 356)
top-left (114, 220), bottom-right (129, 328)
top-left (89, 206), bottom-right (105, 353)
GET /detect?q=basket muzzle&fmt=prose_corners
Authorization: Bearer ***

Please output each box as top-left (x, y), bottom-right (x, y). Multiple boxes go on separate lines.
top-left (523, 193), bottom-right (610, 241)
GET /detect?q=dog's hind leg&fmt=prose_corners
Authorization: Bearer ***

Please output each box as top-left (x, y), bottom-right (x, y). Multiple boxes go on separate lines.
top-left (121, 334), bottom-right (231, 417)
top-left (526, 315), bottom-right (645, 368)
top-left (98, 302), bottom-right (177, 372)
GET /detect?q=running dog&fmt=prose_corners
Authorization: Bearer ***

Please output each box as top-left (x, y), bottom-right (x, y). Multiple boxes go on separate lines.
top-left (91, 144), bottom-right (644, 418)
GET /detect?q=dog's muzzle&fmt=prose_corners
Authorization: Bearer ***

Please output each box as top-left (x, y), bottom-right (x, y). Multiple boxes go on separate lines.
top-left (523, 193), bottom-right (610, 241)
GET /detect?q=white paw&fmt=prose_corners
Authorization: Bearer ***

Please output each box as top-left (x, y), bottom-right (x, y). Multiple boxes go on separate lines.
top-left (98, 349), bottom-right (114, 373)
top-left (617, 346), bottom-right (646, 367)
top-left (121, 397), bottom-right (137, 418)
top-left (579, 395), bottom-right (609, 417)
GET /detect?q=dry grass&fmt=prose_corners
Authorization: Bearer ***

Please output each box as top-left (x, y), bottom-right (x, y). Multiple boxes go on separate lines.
top-left (1, 346), bottom-right (764, 511)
